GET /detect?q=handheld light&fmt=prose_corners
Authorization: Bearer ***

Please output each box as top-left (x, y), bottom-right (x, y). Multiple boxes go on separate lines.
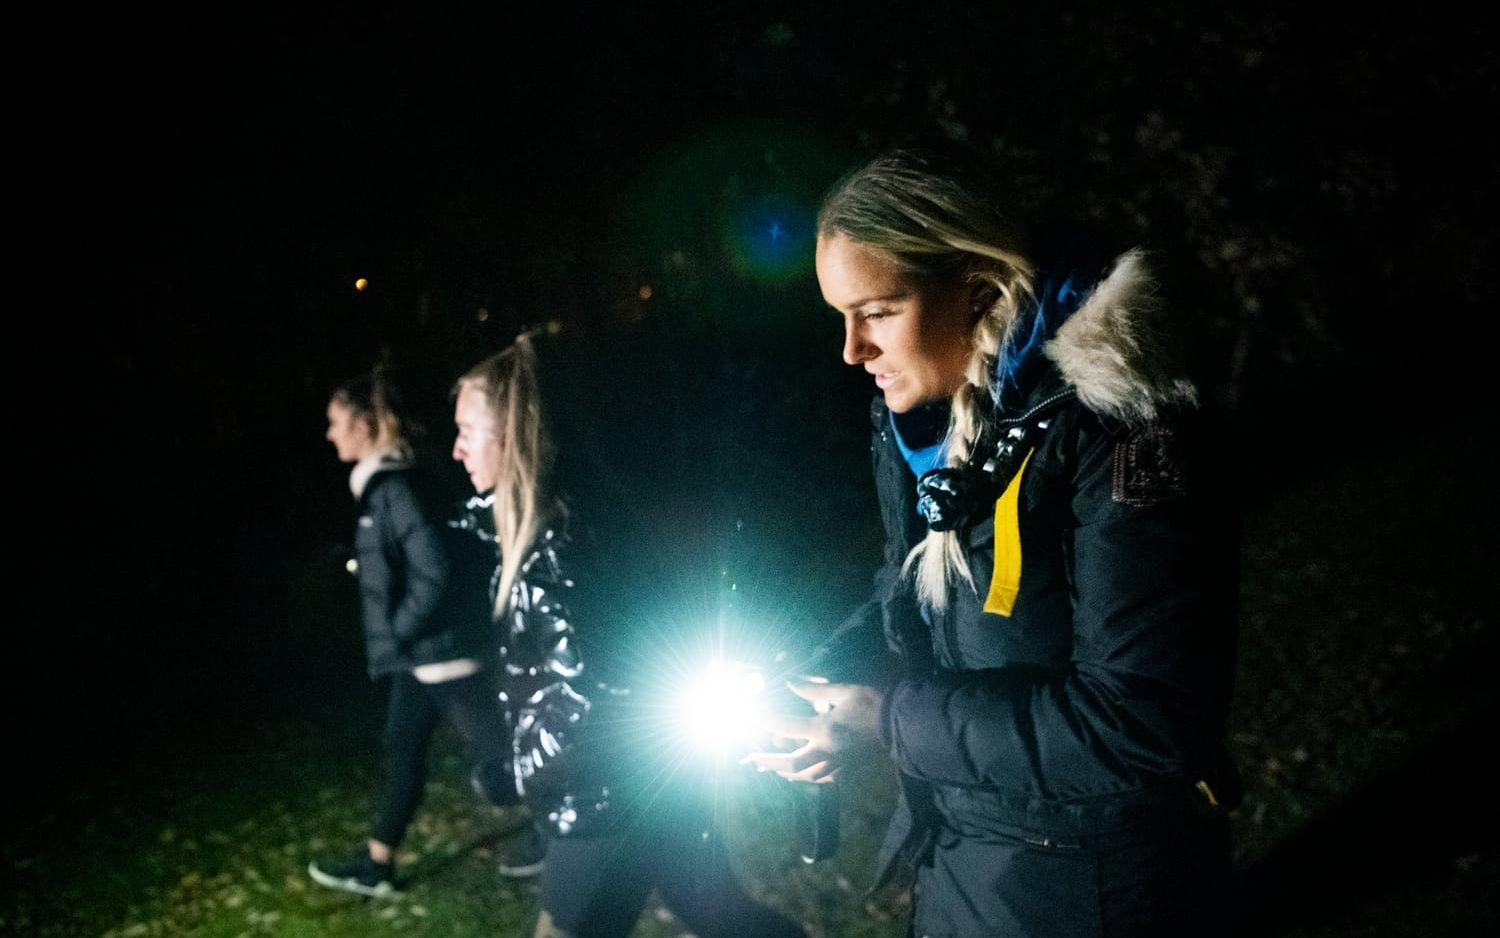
top-left (675, 659), bottom-right (767, 755)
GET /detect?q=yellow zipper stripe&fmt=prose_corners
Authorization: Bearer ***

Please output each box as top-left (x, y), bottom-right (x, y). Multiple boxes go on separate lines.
top-left (983, 448), bottom-right (1035, 617)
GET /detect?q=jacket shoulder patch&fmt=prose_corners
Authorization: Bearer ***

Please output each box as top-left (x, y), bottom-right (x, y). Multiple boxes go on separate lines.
top-left (1111, 424), bottom-right (1185, 507)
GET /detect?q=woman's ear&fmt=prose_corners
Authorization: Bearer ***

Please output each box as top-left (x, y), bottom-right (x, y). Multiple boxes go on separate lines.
top-left (358, 415), bottom-right (380, 444)
top-left (962, 258), bottom-right (1004, 319)
top-left (968, 279), bottom-right (1001, 319)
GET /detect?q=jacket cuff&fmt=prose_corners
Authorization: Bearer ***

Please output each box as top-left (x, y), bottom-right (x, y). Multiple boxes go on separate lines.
top-left (881, 672), bottom-right (978, 785)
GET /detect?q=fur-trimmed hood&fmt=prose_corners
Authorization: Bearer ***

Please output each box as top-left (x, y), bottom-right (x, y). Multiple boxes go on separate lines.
top-left (1041, 249), bottom-right (1199, 425)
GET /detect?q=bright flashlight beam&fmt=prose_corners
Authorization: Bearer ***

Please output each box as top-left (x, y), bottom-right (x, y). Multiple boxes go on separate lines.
top-left (676, 660), bottom-right (766, 755)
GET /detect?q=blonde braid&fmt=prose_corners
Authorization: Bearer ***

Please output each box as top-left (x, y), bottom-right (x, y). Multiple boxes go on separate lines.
top-left (904, 273), bottom-right (1029, 611)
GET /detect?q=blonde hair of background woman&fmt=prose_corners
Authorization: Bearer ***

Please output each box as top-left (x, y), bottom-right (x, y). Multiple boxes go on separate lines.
top-left (456, 333), bottom-right (556, 618)
top-left (818, 149), bottom-right (1036, 612)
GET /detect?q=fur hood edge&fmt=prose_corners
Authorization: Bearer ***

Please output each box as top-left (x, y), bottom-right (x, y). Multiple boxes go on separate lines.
top-left (1043, 249), bottom-right (1199, 425)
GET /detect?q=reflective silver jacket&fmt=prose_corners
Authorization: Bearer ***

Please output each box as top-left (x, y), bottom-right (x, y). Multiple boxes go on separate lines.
top-left (451, 494), bottom-right (617, 836)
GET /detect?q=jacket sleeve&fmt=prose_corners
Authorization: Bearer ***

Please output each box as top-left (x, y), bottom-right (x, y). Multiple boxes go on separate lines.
top-left (381, 478), bottom-right (454, 646)
top-left (882, 416), bottom-right (1227, 799)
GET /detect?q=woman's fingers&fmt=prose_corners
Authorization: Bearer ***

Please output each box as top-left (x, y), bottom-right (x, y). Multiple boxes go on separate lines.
top-left (741, 742), bottom-right (830, 775)
top-left (759, 712), bottom-right (817, 742)
top-left (781, 760), bottom-right (837, 784)
top-left (740, 748), bottom-right (800, 774)
top-left (786, 680), bottom-right (842, 713)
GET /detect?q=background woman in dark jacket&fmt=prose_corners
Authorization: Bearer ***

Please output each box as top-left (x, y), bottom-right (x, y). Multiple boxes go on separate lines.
top-left (452, 336), bottom-right (801, 938)
top-left (308, 372), bottom-right (517, 898)
top-left (747, 150), bottom-right (1239, 937)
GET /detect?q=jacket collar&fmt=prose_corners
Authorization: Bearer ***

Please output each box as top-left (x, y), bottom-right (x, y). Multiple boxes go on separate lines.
top-left (451, 491), bottom-right (498, 542)
top-left (350, 449), bottom-right (411, 499)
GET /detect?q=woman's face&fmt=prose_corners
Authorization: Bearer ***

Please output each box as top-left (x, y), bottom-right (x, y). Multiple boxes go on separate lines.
top-left (815, 233), bottom-right (976, 414)
top-left (452, 384), bottom-right (502, 492)
top-left (325, 399), bottom-right (376, 463)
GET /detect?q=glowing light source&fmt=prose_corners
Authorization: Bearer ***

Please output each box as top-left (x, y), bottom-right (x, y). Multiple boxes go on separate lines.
top-left (675, 659), bottom-right (766, 754)
top-left (638, 284), bottom-right (653, 301)
top-left (354, 277), bottom-right (369, 291)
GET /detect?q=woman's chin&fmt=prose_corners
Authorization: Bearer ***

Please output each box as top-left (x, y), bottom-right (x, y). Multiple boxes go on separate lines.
top-left (882, 388), bottom-right (921, 414)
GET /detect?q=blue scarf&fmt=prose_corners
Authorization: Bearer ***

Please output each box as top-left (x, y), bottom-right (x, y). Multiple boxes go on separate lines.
top-left (890, 402), bottom-right (950, 479)
top-left (992, 268), bottom-right (1089, 413)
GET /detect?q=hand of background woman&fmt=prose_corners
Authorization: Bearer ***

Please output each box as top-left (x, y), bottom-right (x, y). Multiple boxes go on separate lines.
top-left (741, 680), bottom-right (885, 784)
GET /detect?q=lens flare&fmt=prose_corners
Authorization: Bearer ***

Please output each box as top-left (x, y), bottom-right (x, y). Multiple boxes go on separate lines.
top-left (621, 122), bottom-right (848, 333)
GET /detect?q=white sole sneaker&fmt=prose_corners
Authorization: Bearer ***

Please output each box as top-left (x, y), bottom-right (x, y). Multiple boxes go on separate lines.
top-left (307, 861), bottom-right (399, 898)
top-left (498, 857), bottom-right (545, 878)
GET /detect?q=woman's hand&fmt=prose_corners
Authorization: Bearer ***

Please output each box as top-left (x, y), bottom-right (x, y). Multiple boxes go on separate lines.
top-left (741, 680), bottom-right (885, 784)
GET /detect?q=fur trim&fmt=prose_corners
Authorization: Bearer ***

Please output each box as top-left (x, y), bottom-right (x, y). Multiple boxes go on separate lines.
top-left (1043, 249), bottom-right (1199, 424)
top-left (349, 449), bottom-right (411, 499)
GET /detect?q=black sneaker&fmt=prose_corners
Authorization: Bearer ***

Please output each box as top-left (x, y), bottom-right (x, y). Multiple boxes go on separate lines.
top-left (497, 826), bottom-right (545, 879)
top-left (472, 758), bottom-right (521, 807)
top-left (308, 853), bottom-right (398, 898)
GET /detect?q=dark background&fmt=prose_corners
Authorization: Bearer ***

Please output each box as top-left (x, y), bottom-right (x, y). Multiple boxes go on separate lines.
top-left (11, 0), bottom-right (1498, 932)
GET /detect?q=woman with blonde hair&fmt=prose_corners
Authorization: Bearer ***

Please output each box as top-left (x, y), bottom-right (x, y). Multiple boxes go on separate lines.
top-left (309, 370), bottom-right (520, 898)
top-left (452, 334), bottom-right (802, 938)
top-left (748, 149), bottom-right (1239, 936)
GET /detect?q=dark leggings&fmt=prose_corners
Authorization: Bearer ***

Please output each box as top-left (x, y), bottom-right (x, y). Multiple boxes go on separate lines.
top-left (540, 809), bottom-right (802, 938)
top-left (372, 669), bottom-right (512, 848)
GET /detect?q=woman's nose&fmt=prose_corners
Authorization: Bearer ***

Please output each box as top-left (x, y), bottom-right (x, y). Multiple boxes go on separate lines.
top-left (842, 320), bottom-right (875, 365)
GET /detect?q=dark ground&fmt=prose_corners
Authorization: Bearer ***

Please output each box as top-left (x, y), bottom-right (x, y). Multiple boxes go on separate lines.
top-left (8, 1), bottom-right (1499, 934)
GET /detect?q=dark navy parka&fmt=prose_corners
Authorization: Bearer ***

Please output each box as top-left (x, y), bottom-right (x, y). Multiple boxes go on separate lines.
top-left (819, 256), bottom-right (1239, 886)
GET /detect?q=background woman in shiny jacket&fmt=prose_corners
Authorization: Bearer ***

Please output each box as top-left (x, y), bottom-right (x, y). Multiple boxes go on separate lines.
top-left (451, 336), bottom-right (802, 938)
top-left (308, 372), bottom-right (513, 898)
top-left (747, 150), bottom-right (1239, 937)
